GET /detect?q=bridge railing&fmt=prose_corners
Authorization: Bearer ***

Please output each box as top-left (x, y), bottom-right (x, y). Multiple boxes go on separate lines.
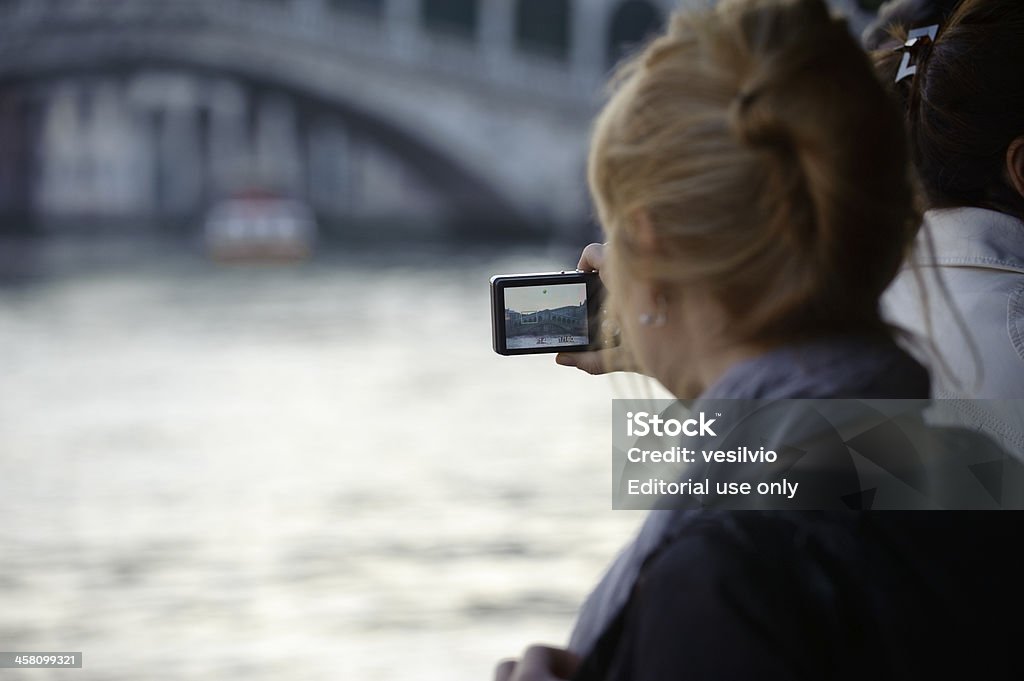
top-left (0, 0), bottom-right (600, 105)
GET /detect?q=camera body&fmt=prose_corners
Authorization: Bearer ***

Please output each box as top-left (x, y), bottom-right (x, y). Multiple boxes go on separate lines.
top-left (490, 270), bottom-right (617, 356)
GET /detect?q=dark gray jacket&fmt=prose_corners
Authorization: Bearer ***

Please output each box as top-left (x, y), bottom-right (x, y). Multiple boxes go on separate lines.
top-left (569, 338), bottom-right (1018, 680)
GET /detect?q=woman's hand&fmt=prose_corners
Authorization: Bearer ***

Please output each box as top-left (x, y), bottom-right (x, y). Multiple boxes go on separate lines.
top-left (494, 645), bottom-right (581, 681)
top-left (576, 242), bottom-right (607, 273)
top-left (555, 243), bottom-right (638, 375)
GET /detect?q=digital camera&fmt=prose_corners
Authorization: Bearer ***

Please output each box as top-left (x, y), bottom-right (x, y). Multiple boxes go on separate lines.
top-left (490, 270), bottom-right (618, 356)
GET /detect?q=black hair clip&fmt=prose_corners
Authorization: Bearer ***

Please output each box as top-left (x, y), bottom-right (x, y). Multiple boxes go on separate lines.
top-left (895, 24), bottom-right (939, 84)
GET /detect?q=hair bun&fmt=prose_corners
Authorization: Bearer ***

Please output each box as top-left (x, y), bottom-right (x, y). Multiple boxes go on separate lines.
top-left (587, 0), bottom-right (917, 345)
top-left (725, 0), bottom-right (842, 155)
top-left (729, 86), bottom-right (794, 153)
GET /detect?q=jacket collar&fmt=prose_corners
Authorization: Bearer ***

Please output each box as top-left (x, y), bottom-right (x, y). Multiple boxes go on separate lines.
top-left (699, 336), bottom-right (929, 399)
top-left (912, 207), bottom-right (1024, 274)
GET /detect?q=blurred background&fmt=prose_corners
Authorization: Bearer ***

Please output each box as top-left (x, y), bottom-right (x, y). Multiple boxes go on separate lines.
top-left (0, 0), bottom-right (882, 679)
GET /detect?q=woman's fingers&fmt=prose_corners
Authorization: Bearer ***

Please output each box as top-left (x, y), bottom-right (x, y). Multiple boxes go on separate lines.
top-left (524, 646), bottom-right (581, 680)
top-left (560, 242), bottom-right (630, 377)
top-left (494, 659), bottom-right (517, 681)
top-left (577, 242), bottom-right (606, 272)
top-left (556, 347), bottom-right (635, 375)
top-left (556, 350), bottom-right (605, 375)
top-left (494, 646), bottom-right (581, 681)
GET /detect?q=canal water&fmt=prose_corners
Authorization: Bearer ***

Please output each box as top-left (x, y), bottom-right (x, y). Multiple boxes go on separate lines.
top-left (0, 238), bottom-right (651, 681)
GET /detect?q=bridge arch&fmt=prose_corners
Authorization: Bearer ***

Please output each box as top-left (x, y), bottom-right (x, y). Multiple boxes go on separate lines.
top-left (0, 0), bottom-right (881, 238)
top-left (0, 26), bottom-right (532, 235)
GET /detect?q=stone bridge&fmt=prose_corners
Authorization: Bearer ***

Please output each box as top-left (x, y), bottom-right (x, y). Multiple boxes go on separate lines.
top-left (0, 0), bottom-right (880, 237)
top-left (506, 304), bottom-right (587, 337)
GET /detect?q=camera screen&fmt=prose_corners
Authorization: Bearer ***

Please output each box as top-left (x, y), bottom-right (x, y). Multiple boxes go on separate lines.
top-left (503, 283), bottom-right (589, 350)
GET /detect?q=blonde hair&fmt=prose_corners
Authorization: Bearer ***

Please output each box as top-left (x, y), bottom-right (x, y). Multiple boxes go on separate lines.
top-left (589, 0), bottom-right (918, 347)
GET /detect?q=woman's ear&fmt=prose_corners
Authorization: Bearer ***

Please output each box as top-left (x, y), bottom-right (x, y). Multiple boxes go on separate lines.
top-left (1007, 137), bottom-right (1024, 200)
top-left (630, 209), bottom-right (659, 253)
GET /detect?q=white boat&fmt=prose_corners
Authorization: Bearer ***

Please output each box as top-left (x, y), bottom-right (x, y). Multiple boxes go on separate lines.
top-left (203, 193), bottom-right (317, 262)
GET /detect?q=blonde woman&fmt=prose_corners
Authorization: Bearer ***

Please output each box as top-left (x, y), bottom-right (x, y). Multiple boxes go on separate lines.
top-left (496, 0), bottom-right (1019, 679)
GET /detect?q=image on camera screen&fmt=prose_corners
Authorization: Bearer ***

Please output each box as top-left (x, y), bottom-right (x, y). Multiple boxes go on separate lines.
top-left (504, 283), bottom-right (589, 349)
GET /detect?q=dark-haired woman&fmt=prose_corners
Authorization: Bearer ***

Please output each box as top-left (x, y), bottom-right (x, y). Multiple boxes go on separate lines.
top-left (875, 0), bottom-right (1024, 452)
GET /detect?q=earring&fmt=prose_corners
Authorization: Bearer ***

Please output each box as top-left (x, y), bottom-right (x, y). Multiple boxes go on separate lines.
top-left (638, 295), bottom-right (667, 327)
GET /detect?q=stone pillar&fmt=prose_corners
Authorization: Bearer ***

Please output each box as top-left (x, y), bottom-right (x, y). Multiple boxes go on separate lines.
top-left (295, 0), bottom-right (326, 31)
top-left (207, 81), bottom-right (248, 196)
top-left (254, 94), bottom-right (303, 196)
top-left (307, 122), bottom-right (351, 217)
top-left (571, 0), bottom-right (609, 87)
top-left (158, 106), bottom-right (204, 217)
top-left (0, 92), bottom-right (18, 212)
top-left (386, 0), bottom-right (420, 58)
top-left (478, 0), bottom-right (515, 63)
top-left (36, 82), bottom-right (85, 216)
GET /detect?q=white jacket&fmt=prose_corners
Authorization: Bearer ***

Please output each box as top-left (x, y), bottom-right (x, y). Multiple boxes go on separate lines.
top-left (884, 207), bottom-right (1024, 454)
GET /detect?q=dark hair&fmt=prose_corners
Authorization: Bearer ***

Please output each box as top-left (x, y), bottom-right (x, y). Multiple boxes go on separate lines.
top-left (873, 0), bottom-right (1024, 221)
top-left (861, 0), bottom-right (961, 50)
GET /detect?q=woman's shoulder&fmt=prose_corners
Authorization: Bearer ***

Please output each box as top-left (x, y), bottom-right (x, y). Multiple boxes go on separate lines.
top-left (639, 510), bottom-right (1024, 621)
top-left (1008, 280), bottom-right (1024, 365)
top-left (702, 337), bottom-right (929, 399)
top-left (917, 207), bottom-right (1024, 274)
top-left (640, 512), bottom-right (859, 592)
top-left (635, 512), bottom-right (884, 637)
top-left (884, 208), bottom-right (1024, 396)
top-left (612, 511), bottom-right (1023, 680)
top-left (610, 513), bottom-right (830, 679)
top-left (888, 275), bottom-right (1024, 397)
top-left (605, 512), bottom-right (878, 679)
